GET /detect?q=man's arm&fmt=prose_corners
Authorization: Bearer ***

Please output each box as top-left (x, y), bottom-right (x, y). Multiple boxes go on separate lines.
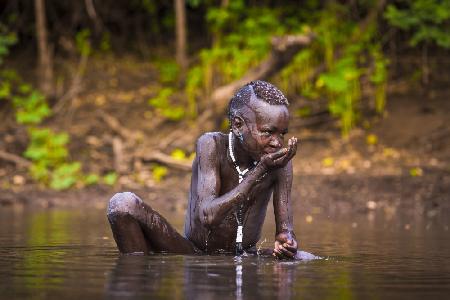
top-left (272, 161), bottom-right (298, 258)
top-left (196, 134), bottom-right (268, 227)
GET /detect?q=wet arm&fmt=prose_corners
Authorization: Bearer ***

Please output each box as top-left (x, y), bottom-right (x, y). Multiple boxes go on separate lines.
top-left (273, 161), bottom-right (295, 235)
top-left (196, 134), bottom-right (267, 227)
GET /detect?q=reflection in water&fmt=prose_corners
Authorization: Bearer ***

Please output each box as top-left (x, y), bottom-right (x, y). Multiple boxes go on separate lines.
top-left (105, 254), bottom-right (312, 299)
top-left (235, 257), bottom-right (242, 300)
top-left (1, 207), bottom-right (450, 299)
top-left (23, 211), bottom-right (73, 289)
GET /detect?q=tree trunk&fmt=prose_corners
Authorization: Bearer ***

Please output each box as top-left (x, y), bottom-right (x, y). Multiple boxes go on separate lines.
top-left (34, 0), bottom-right (54, 97)
top-left (174, 0), bottom-right (187, 73)
top-left (85, 0), bottom-right (102, 35)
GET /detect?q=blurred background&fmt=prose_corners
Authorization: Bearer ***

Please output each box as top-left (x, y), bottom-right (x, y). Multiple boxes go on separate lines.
top-left (0, 0), bottom-right (449, 216)
top-left (2, 3), bottom-right (450, 298)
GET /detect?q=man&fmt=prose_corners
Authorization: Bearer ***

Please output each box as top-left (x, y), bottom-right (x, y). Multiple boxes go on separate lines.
top-left (108, 80), bottom-right (310, 259)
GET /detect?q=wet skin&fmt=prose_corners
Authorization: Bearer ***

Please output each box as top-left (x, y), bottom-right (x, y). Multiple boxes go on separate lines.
top-left (108, 97), bottom-right (300, 259)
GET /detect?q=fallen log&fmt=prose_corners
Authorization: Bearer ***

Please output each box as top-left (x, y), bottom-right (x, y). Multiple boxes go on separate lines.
top-left (210, 33), bottom-right (315, 114)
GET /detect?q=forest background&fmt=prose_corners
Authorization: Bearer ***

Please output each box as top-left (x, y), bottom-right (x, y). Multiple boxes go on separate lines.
top-left (0, 0), bottom-right (449, 215)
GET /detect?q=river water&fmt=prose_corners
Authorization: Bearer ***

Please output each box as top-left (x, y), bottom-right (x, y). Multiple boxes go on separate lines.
top-left (0, 204), bottom-right (449, 299)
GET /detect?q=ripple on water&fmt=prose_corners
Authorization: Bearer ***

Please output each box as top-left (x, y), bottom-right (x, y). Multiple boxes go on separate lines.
top-left (1, 208), bottom-right (450, 299)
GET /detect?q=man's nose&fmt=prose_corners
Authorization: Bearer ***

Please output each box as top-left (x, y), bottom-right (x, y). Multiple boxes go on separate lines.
top-left (269, 136), bottom-right (282, 148)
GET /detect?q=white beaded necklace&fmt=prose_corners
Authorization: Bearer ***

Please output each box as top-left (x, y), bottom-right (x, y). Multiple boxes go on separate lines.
top-left (228, 132), bottom-right (256, 183)
top-left (228, 131), bottom-right (257, 254)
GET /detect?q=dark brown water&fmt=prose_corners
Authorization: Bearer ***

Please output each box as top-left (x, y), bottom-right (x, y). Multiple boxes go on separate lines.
top-left (0, 205), bottom-right (449, 299)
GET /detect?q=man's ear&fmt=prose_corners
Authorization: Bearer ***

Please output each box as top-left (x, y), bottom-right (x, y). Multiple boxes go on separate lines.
top-left (232, 116), bottom-right (244, 136)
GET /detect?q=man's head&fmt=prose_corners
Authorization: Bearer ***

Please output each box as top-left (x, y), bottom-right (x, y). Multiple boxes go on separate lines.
top-left (228, 80), bottom-right (290, 160)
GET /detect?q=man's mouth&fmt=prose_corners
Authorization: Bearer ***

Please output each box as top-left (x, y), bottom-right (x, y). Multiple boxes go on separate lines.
top-left (264, 148), bottom-right (282, 154)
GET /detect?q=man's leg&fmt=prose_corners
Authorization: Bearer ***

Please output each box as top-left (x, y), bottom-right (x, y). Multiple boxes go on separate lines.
top-left (107, 192), bottom-right (196, 255)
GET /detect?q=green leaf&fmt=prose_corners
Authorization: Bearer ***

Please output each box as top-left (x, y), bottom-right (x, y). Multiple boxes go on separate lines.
top-left (148, 88), bottom-right (173, 108)
top-left (320, 73), bottom-right (348, 92)
top-left (84, 173), bottom-right (100, 185)
top-left (29, 162), bottom-right (49, 182)
top-left (75, 29), bottom-right (91, 56)
top-left (162, 106), bottom-right (185, 121)
top-left (50, 162), bottom-right (81, 190)
top-left (170, 149), bottom-right (187, 160)
top-left (0, 81), bottom-right (10, 99)
top-left (152, 165), bottom-right (168, 182)
top-left (156, 60), bottom-right (179, 84)
top-left (103, 172), bottom-right (118, 186)
top-left (52, 133), bottom-right (69, 147)
top-left (24, 147), bottom-right (49, 161)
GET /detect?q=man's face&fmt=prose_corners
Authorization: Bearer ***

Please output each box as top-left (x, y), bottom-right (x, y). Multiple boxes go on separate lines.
top-left (236, 98), bottom-right (289, 161)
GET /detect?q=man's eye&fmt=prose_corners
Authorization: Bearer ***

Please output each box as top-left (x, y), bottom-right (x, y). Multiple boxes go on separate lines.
top-left (261, 131), bottom-right (271, 137)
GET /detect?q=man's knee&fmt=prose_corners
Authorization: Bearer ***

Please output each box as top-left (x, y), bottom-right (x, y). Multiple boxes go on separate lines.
top-left (107, 192), bottom-right (143, 217)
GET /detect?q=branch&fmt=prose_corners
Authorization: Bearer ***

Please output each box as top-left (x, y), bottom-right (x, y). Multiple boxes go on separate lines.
top-left (85, 0), bottom-right (103, 34)
top-left (0, 150), bottom-right (32, 168)
top-left (356, 0), bottom-right (387, 38)
top-left (53, 53), bottom-right (89, 114)
top-left (138, 151), bottom-right (192, 172)
top-left (210, 33), bottom-right (315, 113)
top-left (98, 110), bottom-right (137, 142)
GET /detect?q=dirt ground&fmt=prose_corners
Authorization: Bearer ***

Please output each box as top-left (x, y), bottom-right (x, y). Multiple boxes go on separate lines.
top-left (1, 56), bottom-right (449, 221)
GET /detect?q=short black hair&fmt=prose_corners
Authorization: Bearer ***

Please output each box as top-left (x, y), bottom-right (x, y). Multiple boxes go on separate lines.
top-left (228, 80), bottom-right (289, 123)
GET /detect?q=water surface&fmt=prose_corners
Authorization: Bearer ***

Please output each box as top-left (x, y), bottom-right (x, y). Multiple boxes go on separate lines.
top-left (0, 204), bottom-right (449, 299)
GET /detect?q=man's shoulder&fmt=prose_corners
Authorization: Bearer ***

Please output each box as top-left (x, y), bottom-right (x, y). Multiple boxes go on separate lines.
top-left (196, 132), bottom-right (226, 149)
top-left (195, 132), bottom-right (226, 165)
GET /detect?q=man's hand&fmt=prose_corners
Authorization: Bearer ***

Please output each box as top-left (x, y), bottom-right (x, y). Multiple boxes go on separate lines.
top-left (272, 232), bottom-right (298, 259)
top-left (260, 137), bottom-right (298, 170)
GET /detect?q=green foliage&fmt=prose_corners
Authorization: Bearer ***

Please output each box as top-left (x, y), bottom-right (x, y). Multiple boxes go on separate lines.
top-left (102, 172), bottom-right (118, 186)
top-left (24, 128), bottom-right (84, 189)
top-left (0, 29), bottom-right (16, 65)
top-left (185, 66), bottom-right (202, 118)
top-left (84, 173), bottom-right (100, 186)
top-left (385, 0), bottom-right (450, 48)
top-left (0, 31), bottom-right (101, 190)
top-left (100, 32), bottom-right (111, 53)
top-left (317, 54), bottom-right (362, 134)
top-left (0, 80), bottom-right (11, 98)
top-left (0, 28), bottom-right (17, 99)
top-left (50, 162), bottom-right (82, 190)
top-left (370, 46), bottom-right (388, 113)
top-left (156, 60), bottom-right (180, 84)
top-left (276, 3), bottom-right (388, 135)
top-left (170, 149), bottom-right (187, 160)
top-left (12, 87), bottom-right (51, 125)
top-left (24, 128), bottom-right (69, 163)
top-left (148, 87), bottom-right (185, 121)
top-left (314, 8), bottom-right (388, 134)
top-left (152, 164), bottom-right (168, 182)
top-left (3, 72), bottom-right (85, 190)
top-left (186, 2), bottom-right (300, 104)
top-left (278, 47), bottom-right (320, 99)
top-left (183, 2), bottom-right (388, 135)
top-left (75, 29), bottom-right (91, 56)
top-left (409, 167), bottom-right (423, 177)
